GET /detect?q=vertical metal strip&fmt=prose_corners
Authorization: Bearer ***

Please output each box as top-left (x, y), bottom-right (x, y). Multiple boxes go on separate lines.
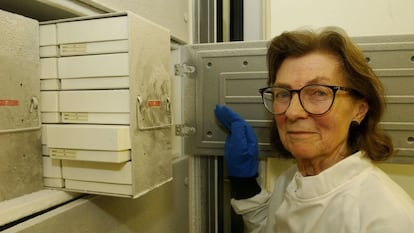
top-left (230, 0), bottom-right (243, 41)
top-left (193, 0), bottom-right (216, 43)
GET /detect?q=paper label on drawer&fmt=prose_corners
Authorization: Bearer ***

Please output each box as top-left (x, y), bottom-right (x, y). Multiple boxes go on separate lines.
top-left (62, 112), bottom-right (89, 122)
top-left (60, 43), bottom-right (87, 56)
top-left (50, 148), bottom-right (77, 160)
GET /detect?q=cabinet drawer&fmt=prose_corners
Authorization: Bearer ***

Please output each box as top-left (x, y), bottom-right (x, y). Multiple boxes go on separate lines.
top-left (59, 90), bottom-right (130, 113)
top-left (41, 79), bottom-right (60, 91)
top-left (58, 53), bottom-right (129, 79)
top-left (40, 45), bottom-right (58, 58)
top-left (42, 156), bottom-right (62, 178)
top-left (60, 40), bottom-right (128, 56)
top-left (57, 16), bottom-right (128, 44)
top-left (60, 77), bottom-right (129, 90)
top-left (65, 180), bottom-right (132, 196)
top-left (61, 112), bottom-right (129, 125)
top-left (42, 145), bottom-right (49, 156)
top-left (41, 112), bottom-right (61, 123)
top-left (50, 148), bottom-right (131, 163)
top-left (40, 58), bottom-right (57, 79)
top-left (46, 124), bottom-right (131, 151)
top-left (40, 91), bottom-right (59, 112)
top-left (43, 178), bottom-right (64, 188)
top-left (62, 160), bottom-right (132, 184)
top-left (39, 24), bottom-right (56, 46)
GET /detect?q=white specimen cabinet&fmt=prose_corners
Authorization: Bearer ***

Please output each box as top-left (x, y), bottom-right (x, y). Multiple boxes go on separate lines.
top-left (9, 10), bottom-right (173, 198)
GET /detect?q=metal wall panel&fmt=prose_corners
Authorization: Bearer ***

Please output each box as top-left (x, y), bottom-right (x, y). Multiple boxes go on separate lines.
top-left (354, 34), bottom-right (414, 162)
top-left (184, 36), bottom-right (414, 162)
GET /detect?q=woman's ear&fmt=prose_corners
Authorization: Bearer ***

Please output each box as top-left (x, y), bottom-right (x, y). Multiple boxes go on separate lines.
top-left (354, 101), bottom-right (369, 123)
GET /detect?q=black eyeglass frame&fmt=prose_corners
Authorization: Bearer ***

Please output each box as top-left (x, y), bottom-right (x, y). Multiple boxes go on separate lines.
top-left (258, 84), bottom-right (359, 115)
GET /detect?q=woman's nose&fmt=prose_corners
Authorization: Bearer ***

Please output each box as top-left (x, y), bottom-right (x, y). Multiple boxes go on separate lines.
top-left (285, 94), bottom-right (308, 118)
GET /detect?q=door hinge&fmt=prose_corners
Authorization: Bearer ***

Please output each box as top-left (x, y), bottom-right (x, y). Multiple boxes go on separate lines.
top-left (174, 64), bottom-right (195, 77)
top-left (175, 124), bottom-right (196, 137)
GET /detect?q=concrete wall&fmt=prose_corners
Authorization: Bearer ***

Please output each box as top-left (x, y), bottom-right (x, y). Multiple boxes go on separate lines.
top-left (268, 0), bottom-right (414, 37)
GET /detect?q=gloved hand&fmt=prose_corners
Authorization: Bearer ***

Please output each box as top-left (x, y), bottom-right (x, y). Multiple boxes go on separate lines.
top-left (214, 105), bottom-right (258, 178)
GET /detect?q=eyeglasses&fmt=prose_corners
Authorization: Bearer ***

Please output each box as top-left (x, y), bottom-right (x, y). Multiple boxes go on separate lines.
top-left (259, 84), bottom-right (357, 115)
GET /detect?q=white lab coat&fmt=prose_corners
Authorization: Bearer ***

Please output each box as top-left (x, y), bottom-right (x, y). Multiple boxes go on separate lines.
top-left (231, 151), bottom-right (414, 233)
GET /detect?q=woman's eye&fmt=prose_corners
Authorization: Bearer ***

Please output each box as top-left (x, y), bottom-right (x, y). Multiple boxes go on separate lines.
top-left (275, 92), bottom-right (289, 98)
top-left (305, 86), bottom-right (330, 97)
top-left (314, 90), bottom-right (328, 96)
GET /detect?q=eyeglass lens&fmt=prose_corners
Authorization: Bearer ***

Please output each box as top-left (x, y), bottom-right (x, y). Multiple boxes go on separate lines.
top-left (262, 85), bottom-right (336, 115)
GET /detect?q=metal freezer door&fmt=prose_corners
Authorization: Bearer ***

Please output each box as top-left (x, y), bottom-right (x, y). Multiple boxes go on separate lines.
top-left (180, 41), bottom-right (274, 157)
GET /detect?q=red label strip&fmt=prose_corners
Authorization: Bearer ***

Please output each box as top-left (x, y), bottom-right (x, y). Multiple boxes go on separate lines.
top-left (0, 99), bottom-right (19, 106)
top-left (147, 100), bottom-right (161, 107)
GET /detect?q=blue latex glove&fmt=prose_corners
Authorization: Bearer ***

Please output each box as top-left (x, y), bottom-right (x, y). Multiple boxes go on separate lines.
top-left (214, 105), bottom-right (258, 178)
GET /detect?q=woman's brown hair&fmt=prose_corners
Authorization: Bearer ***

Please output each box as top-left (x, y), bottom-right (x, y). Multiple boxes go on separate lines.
top-left (267, 27), bottom-right (394, 161)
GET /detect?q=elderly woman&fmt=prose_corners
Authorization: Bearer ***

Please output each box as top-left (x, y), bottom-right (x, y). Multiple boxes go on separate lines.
top-left (215, 27), bottom-right (414, 233)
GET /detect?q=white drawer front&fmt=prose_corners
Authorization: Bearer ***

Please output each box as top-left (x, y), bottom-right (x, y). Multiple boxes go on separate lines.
top-left (57, 16), bottom-right (128, 44)
top-left (40, 91), bottom-right (59, 112)
top-left (58, 53), bottom-right (129, 79)
top-left (59, 90), bottom-right (130, 113)
top-left (39, 24), bottom-right (56, 46)
top-left (62, 160), bottom-right (132, 184)
top-left (46, 124), bottom-right (131, 151)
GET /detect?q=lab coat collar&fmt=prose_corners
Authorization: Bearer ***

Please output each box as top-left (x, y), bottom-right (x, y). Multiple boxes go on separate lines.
top-left (289, 151), bottom-right (371, 200)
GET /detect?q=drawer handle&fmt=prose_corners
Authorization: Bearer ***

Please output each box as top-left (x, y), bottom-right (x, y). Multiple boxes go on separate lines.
top-left (408, 136), bottom-right (414, 144)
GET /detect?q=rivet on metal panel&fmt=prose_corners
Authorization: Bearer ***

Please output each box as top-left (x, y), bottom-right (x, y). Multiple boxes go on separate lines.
top-left (174, 64), bottom-right (196, 77)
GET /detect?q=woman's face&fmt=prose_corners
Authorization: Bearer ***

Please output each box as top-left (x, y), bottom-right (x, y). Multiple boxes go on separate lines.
top-left (274, 51), bottom-right (367, 162)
